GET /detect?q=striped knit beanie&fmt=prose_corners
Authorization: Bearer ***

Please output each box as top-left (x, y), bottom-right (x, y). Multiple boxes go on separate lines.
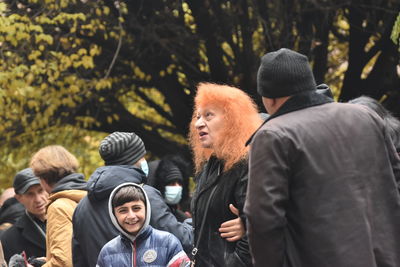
top-left (257, 48), bottom-right (316, 98)
top-left (99, 132), bottom-right (146, 166)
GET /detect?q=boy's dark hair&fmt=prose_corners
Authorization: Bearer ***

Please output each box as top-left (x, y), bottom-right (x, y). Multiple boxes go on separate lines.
top-left (112, 185), bottom-right (145, 208)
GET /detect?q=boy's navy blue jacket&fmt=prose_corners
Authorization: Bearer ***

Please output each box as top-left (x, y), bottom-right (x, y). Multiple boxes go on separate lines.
top-left (72, 165), bottom-right (193, 267)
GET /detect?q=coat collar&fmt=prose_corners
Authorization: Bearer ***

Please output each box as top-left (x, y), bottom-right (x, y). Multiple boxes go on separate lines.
top-left (15, 213), bottom-right (46, 250)
top-left (246, 90), bottom-right (333, 145)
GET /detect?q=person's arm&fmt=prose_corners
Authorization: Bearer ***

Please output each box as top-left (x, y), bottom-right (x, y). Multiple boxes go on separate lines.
top-left (144, 186), bottom-right (193, 253)
top-left (72, 211), bottom-right (89, 267)
top-left (165, 234), bottom-right (190, 267)
top-left (244, 130), bottom-right (290, 267)
top-left (95, 248), bottom-right (107, 267)
top-left (383, 122), bottom-right (400, 190)
top-left (226, 167), bottom-right (253, 267)
top-left (43, 201), bottom-right (74, 267)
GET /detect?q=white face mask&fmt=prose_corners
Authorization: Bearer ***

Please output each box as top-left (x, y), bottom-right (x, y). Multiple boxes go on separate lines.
top-left (164, 185), bottom-right (183, 205)
top-left (140, 159), bottom-right (149, 177)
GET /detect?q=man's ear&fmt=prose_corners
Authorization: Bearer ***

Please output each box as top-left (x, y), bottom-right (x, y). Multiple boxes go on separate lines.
top-left (270, 98), bottom-right (278, 108)
top-left (14, 193), bottom-right (22, 202)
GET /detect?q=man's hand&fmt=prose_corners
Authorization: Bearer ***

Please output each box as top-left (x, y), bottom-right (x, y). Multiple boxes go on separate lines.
top-left (219, 204), bottom-right (245, 242)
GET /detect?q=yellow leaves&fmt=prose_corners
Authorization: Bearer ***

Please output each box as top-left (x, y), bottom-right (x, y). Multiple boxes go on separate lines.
top-left (34, 16), bottom-right (54, 25)
top-left (177, 71), bottom-right (188, 86)
top-left (103, 6), bottom-right (110, 16)
top-left (15, 31), bottom-right (30, 41)
top-left (29, 25), bottom-right (43, 33)
top-left (133, 66), bottom-right (146, 80)
top-left (166, 64), bottom-right (175, 75)
top-left (221, 42), bottom-right (234, 58)
top-left (25, 73), bottom-right (34, 85)
top-left (61, 97), bottom-right (76, 108)
top-left (36, 33), bottom-right (54, 45)
top-left (95, 79), bottom-right (112, 90)
top-left (107, 116), bottom-right (113, 124)
top-left (69, 85), bottom-right (80, 93)
top-left (337, 20), bottom-right (350, 31)
top-left (361, 51), bottom-right (381, 79)
top-left (89, 45), bottom-right (101, 56)
top-left (0, 2), bottom-right (7, 13)
top-left (28, 51), bottom-right (42, 61)
top-left (391, 13), bottom-right (400, 46)
top-left (106, 114), bottom-right (119, 124)
top-left (78, 48), bottom-right (87, 55)
top-left (27, 100), bottom-right (37, 109)
top-left (81, 55), bottom-right (94, 69)
top-left (70, 53), bottom-right (79, 61)
top-left (60, 37), bottom-right (71, 50)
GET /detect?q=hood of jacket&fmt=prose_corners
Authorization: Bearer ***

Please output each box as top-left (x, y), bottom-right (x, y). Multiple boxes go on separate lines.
top-left (48, 189), bottom-right (87, 204)
top-left (51, 173), bottom-right (87, 193)
top-left (108, 182), bottom-right (151, 243)
top-left (87, 165), bottom-right (147, 202)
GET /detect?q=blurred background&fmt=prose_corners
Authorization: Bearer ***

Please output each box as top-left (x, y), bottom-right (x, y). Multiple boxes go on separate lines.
top-left (0, 0), bottom-right (399, 187)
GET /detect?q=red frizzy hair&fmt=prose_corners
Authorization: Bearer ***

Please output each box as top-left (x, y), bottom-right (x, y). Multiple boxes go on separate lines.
top-left (189, 83), bottom-right (262, 173)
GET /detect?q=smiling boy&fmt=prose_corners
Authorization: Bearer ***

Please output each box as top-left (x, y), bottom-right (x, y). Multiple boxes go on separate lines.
top-left (96, 183), bottom-right (190, 267)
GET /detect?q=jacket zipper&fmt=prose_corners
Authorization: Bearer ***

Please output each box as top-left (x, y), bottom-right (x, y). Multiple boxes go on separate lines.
top-left (131, 241), bottom-right (137, 267)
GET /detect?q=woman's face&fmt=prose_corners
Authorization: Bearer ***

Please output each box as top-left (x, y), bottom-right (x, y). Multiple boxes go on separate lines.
top-left (194, 104), bottom-right (225, 148)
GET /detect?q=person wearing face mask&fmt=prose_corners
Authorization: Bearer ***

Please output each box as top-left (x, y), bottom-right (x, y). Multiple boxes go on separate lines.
top-left (152, 159), bottom-right (188, 222)
top-left (72, 132), bottom-right (195, 267)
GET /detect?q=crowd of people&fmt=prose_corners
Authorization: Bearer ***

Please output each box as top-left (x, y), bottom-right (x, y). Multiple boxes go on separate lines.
top-left (0, 48), bottom-right (399, 267)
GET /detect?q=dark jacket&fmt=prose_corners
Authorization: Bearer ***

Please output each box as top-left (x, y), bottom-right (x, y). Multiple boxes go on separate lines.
top-left (72, 165), bottom-right (193, 267)
top-left (0, 197), bottom-right (24, 236)
top-left (191, 156), bottom-right (252, 267)
top-left (1, 212), bottom-right (46, 263)
top-left (245, 90), bottom-right (400, 267)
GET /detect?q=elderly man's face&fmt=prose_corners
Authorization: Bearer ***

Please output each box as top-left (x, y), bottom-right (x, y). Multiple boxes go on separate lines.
top-left (15, 184), bottom-right (48, 220)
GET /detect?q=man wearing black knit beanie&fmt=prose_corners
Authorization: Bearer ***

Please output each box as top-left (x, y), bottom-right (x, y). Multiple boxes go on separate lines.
top-left (245, 48), bottom-right (400, 267)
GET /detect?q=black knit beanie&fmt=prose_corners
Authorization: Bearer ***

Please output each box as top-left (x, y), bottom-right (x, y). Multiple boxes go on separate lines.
top-left (99, 132), bottom-right (146, 166)
top-left (257, 48), bottom-right (316, 98)
top-left (164, 165), bottom-right (183, 185)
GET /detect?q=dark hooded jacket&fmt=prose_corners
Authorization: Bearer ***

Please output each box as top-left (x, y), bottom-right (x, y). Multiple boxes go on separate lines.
top-left (0, 197), bottom-right (24, 236)
top-left (72, 165), bottom-right (193, 267)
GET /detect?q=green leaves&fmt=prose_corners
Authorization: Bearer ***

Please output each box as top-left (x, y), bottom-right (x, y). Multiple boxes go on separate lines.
top-left (391, 12), bottom-right (400, 48)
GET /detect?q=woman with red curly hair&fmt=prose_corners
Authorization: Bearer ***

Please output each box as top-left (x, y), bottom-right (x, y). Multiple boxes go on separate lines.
top-left (189, 83), bottom-right (262, 267)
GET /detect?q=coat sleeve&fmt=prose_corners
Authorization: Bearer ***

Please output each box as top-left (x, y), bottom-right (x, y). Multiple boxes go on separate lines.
top-left (144, 186), bottom-right (193, 253)
top-left (72, 210), bottom-right (89, 267)
top-left (166, 234), bottom-right (190, 267)
top-left (384, 123), bottom-right (400, 190)
top-left (229, 167), bottom-right (253, 267)
top-left (244, 130), bottom-right (290, 267)
top-left (43, 200), bottom-right (74, 267)
top-left (95, 247), bottom-right (107, 267)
